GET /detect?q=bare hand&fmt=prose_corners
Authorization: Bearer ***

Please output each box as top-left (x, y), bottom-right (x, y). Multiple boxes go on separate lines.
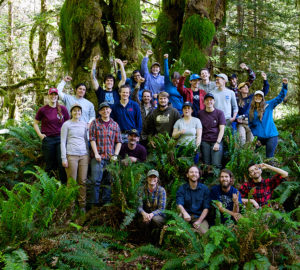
top-left (251, 199), bottom-right (260, 209)
top-left (122, 60), bottom-right (128, 66)
top-left (215, 201), bottom-right (224, 211)
top-left (63, 76), bottom-right (72, 82)
top-left (150, 140), bottom-right (156, 148)
top-left (232, 192), bottom-right (239, 204)
top-left (164, 54), bottom-right (168, 59)
top-left (282, 78), bottom-right (288, 84)
top-left (95, 153), bottom-right (101, 162)
top-left (39, 134), bottom-right (46, 140)
top-left (138, 77), bottom-right (145, 84)
top-left (62, 161), bottom-right (68, 168)
top-left (230, 117), bottom-right (236, 123)
top-left (183, 212), bottom-right (191, 222)
top-left (93, 55), bottom-right (100, 62)
top-left (240, 63), bottom-right (248, 70)
top-left (129, 156), bottom-right (137, 163)
top-left (237, 118), bottom-right (243, 124)
top-left (115, 58), bottom-right (123, 65)
top-left (193, 221), bottom-right (202, 229)
top-left (258, 163), bottom-right (268, 170)
top-left (213, 142), bottom-right (220, 151)
top-left (110, 155), bottom-right (118, 162)
top-left (261, 72), bottom-right (267, 80)
top-left (146, 50), bottom-right (153, 57)
top-left (232, 212), bottom-right (242, 222)
top-left (183, 70), bottom-right (191, 77)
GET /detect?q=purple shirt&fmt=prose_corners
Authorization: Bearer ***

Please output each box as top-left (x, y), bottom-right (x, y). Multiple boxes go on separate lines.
top-left (198, 109), bottom-right (225, 142)
top-left (35, 105), bottom-right (70, 136)
top-left (119, 143), bottom-right (147, 162)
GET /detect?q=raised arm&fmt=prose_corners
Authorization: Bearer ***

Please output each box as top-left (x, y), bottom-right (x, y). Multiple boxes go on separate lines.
top-left (163, 54), bottom-right (171, 85)
top-left (115, 59), bottom-right (127, 88)
top-left (240, 63), bottom-right (256, 86)
top-left (258, 163), bottom-right (288, 178)
top-left (57, 76), bottom-right (72, 100)
top-left (268, 78), bottom-right (288, 108)
top-left (141, 50), bottom-right (152, 77)
top-left (91, 55), bottom-right (100, 90)
top-left (261, 72), bottom-right (269, 96)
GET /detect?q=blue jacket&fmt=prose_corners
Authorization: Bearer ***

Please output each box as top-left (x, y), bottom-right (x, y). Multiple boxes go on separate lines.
top-left (141, 57), bottom-right (164, 95)
top-left (164, 58), bottom-right (184, 114)
top-left (249, 83), bottom-right (287, 139)
top-left (237, 80), bottom-right (269, 118)
top-left (111, 99), bottom-right (143, 134)
top-left (176, 182), bottom-right (210, 217)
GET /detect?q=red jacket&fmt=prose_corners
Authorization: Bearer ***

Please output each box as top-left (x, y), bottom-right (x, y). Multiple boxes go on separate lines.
top-left (177, 76), bottom-right (206, 110)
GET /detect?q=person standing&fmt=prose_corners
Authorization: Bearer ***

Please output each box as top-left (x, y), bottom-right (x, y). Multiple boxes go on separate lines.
top-left (61, 104), bottom-right (89, 211)
top-left (56, 77), bottom-right (95, 125)
top-left (33, 88), bottom-right (70, 183)
top-left (88, 102), bottom-right (122, 206)
top-left (198, 93), bottom-right (226, 169)
top-left (198, 68), bottom-right (216, 94)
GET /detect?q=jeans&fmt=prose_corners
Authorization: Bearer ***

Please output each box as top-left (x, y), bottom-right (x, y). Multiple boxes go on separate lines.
top-left (258, 136), bottom-right (278, 158)
top-left (65, 155), bottom-right (89, 208)
top-left (201, 141), bottom-right (223, 168)
top-left (42, 136), bottom-right (67, 184)
top-left (87, 158), bottom-right (111, 205)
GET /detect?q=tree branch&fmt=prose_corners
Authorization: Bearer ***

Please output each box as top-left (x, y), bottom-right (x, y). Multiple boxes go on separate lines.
top-left (141, 0), bottom-right (160, 8)
top-left (0, 77), bottom-right (46, 91)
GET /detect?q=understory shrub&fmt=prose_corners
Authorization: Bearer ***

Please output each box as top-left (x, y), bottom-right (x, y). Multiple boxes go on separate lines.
top-left (0, 167), bottom-right (78, 248)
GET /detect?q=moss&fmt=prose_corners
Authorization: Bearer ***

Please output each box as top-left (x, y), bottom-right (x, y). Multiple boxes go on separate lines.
top-left (180, 44), bottom-right (207, 72)
top-left (181, 15), bottom-right (215, 49)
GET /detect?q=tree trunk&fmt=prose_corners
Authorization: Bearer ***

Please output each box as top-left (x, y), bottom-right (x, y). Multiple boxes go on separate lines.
top-left (237, 0), bottom-right (244, 65)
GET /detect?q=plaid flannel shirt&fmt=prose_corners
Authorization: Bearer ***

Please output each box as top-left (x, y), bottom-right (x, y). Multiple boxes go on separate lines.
top-left (138, 185), bottom-right (166, 216)
top-left (239, 174), bottom-right (284, 206)
top-left (89, 118), bottom-right (122, 159)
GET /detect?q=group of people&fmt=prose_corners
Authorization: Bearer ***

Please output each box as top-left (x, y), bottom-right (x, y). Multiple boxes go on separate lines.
top-left (33, 50), bottom-right (288, 226)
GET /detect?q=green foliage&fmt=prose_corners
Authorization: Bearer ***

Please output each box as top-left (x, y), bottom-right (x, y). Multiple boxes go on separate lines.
top-left (180, 44), bottom-right (207, 73)
top-left (224, 128), bottom-right (263, 183)
top-left (0, 167), bottom-right (78, 248)
top-left (45, 233), bottom-right (111, 269)
top-left (0, 120), bottom-right (42, 187)
top-left (181, 15), bottom-right (215, 49)
top-left (0, 249), bottom-right (30, 270)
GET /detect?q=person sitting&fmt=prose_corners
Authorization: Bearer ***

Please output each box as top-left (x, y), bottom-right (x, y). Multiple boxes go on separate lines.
top-left (141, 50), bottom-right (164, 98)
top-left (57, 77), bottom-right (95, 124)
top-left (236, 72), bottom-right (269, 145)
top-left (91, 56), bottom-right (126, 106)
top-left (176, 165), bottom-right (210, 235)
top-left (60, 104), bottom-right (89, 212)
top-left (137, 169), bottom-right (166, 244)
top-left (111, 84), bottom-right (142, 142)
top-left (198, 68), bottom-right (216, 94)
top-left (163, 54), bottom-right (184, 114)
top-left (198, 93), bottom-right (226, 169)
top-left (228, 63), bottom-right (256, 96)
top-left (248, 78), bottom-right (288, 158)
top-left (210, 169), bottom-right (242, 223)
top-left (211, 73), bottom-right (238, 127)
top-left (119, 129), bottom-right (147, 165)
top-left (240, 163), bottom-right (288, 208)
top-left (177, 70), bottom-right (206, 117)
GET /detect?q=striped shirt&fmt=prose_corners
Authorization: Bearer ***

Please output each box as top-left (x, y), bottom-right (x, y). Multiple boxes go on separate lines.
top-left (89, 118), bottom-right (122, 159)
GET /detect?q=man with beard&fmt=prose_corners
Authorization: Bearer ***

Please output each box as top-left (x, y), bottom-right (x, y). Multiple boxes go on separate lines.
top-left (119, 129), bottom-right (147, 165)
top-left (240, 163), bottom-right (288, 207)
top-left (210, 169), bottom-right (242, 222)
top-left (176, 165), bottom-right (210, 235)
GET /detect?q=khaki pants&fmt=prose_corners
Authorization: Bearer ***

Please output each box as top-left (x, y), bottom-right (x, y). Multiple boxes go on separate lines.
top-left (237, 123), bottom-right (253, 145)
top-left (65, 154), bottom-right (89, 208)
top-left (190, 217), bottom-right (209, 235)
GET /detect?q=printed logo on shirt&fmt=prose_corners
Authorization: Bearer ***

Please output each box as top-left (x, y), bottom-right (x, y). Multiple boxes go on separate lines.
top-left (57, 114), bottom-right (63, 120)
top-left (220, 195), bottom-right (233, 208)
top-left (105, 92), bottom-right (114, 104)
top-left (225, 95), bottom-right (230, 100)
top-left (127, 108), bottom-right (134, 112)
top-left (156, 114), bottom-right (170, 124)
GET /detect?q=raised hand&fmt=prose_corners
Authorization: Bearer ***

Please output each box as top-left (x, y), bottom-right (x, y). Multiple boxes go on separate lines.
top-left (63, 76), bottom-right (72, 82)
top-left (183, 70), bottom-right (191, 77)
top-left (146, 50), bottom-right (153, 57)
top-left (261, 72), bottom-right (267, 80)
top-left (240, 63), bottom-right (248, 70)
top-left (92, 55), bottom-right (100, 62)
top-left (282, 78), bottom-right (288, 84)
top-left (164, 54), bottom-right (168, 59)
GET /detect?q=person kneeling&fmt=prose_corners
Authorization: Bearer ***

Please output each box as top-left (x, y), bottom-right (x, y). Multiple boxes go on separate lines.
top-left (176, 165), bottom-right (210, 235)
top-left (137, 169), bottom-right (166, 244)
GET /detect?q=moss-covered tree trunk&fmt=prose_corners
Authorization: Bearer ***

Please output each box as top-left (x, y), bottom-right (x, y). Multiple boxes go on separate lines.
top-left (154, 0), bottom-right (226, 72)
top-left (59, 0), bottom-right (142, 97)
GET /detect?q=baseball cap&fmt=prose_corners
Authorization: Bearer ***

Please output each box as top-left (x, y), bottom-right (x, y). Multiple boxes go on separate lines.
top-left (254, 90), bottom-right (264, 97)
top-left (204, 93), bottom-right (215, 100)
top-left (229, 73), bottom-right (237, 79)
top-left (128, 129), bottom-right (139, 136)
top-left (238, 82), bottom-right (250, 89)
top-left (147, 169), bottom-right (159, 177)
top-left (182, 101), bottom-right (193, 109)
top-left (70, 103), bottom-right (82, 112)
top-left (151, 62), bottom-right (160, 68)
top-left (98, 101), bottom-right (110, 111)
top-left (48, 88), bottom-right (58, 95)
top-left (214, 73), bottom-right (228, 82)
top-left (189, 74), bottom-right (201, 81)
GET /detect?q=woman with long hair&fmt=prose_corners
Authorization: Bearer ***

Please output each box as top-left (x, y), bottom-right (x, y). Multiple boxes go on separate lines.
top-left (33, 88), bottom-right (70, 183)
top-left (61, 104), bottom-right (89, 212)
top-left (249, 78), bottom-right (288, 158)
top-left (236, 72), bottom-right (269, 145)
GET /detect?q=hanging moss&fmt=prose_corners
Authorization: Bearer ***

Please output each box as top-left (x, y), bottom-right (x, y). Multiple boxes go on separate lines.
top-left (180, 44), bottom-right (207, 72)
top-left (181, 15), bottom-right (215, 49)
